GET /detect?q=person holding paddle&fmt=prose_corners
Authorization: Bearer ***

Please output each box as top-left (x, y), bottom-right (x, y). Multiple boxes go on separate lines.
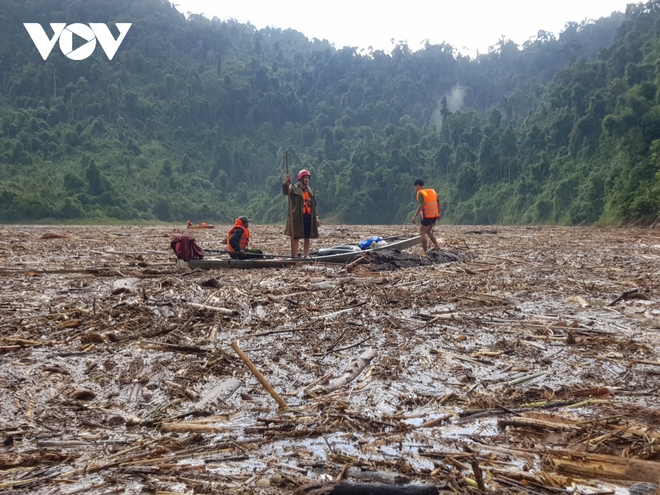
top-left (283, 169), bottom-right (320, 258)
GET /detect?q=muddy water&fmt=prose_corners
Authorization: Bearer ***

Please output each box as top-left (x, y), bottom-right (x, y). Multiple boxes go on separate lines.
top-left (0, 224), bottom-right (659, 494)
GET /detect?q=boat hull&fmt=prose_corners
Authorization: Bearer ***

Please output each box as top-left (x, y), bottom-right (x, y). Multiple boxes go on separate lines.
top-left (178, 235), bottom-right (422, 269)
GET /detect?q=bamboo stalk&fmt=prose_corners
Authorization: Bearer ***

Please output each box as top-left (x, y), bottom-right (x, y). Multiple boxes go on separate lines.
top-left (632, 359), bottom-right (660, 367)
top-left (187, 302), bottom-right (237, 315)
top-left (285, 151), bottom-right (296, 256)
top-left (418, 414), bottom-right (452, 428)
top-left (231, 340), bottom-right (288, 409)
top-left (575, 415), bottom-right (622, 426)
top-left (565, 399), bottom-right (612, 408)
top-left (252, 326), bottom-right (316, 337)
top-left (508, 372), bottom-right (546, 386)
top-left (0, 478), bottom-right (41, 489)
top-left (160, 423), bottom-right (229, 433)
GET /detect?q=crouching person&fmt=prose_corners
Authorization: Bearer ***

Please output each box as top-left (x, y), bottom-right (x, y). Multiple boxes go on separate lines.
top-left (227, 216), bottom-right (263, 259)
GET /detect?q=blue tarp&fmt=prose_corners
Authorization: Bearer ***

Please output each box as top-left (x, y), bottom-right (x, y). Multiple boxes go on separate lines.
top-left (359, 236), bottom-right (383, 250)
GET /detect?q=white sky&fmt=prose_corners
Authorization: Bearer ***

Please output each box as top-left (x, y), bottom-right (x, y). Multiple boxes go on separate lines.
top-left (173, 0), bottom-right (633, 57)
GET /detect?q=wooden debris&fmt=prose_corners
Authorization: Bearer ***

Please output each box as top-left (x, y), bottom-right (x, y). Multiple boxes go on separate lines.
top-left (160, 419), bottom-right (230, 433)
top-left (194, 377), bottom-right (242, 409)
top-left (231, 340), bottom-right (289, 408)
top-left (430, 349), bottom-right (488, 365)
top-left (608, 288), bottom-right (640, 306)
top-left (345, 467), bottom-right (410, 484)
top-left (65, 388), bottom-right (96, 401)
top-left (629, 483), bottom-right (660, 495)
top-left (632, 359), bottom-right (660, 367)
top-left (1, 337), bottom-right (51, 347)
top-left (508, 372), bottom-right (546, 386)
top-left (0, 452), bottom-right (69, 469)
top-left (417, 414), bottom-right (452, 428)
top-left (137, 340), bottom-right (207, 354)
top-left (188, 302), bottom-right (238, 315)
top-left (470, 460), bottom-right (486, 492)
top-left (253, 326), bottom-right (317, 337)
top-left (544, 449), bottom-right (660, 483)
top-left (1, 224), bottom-right (660, 495)
top-left (569, 387), bottom-right (613, 398)
top-left (497, 416), bottom-right (580, 431)
top-left (305, 348), bottom-right (377, 397)
top-left (297, 482), bottom-right (439, 494)
top-left (59, 319), bottom-right (81, 328)
top-left (112, 277), bottom-right (140, 294)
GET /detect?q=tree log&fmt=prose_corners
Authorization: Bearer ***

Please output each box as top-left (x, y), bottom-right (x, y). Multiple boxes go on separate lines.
top-left (544, 449), bottom-right (660, 483)
top-left (345, 467), bottom-right (409, 484)
top-left (297, 482), bottom-right (438, 495)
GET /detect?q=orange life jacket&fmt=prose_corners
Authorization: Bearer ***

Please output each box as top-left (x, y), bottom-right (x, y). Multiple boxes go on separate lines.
top-left (302, 189), bottom-right (312, 215)
top-left (418, 188), bottom-right (440, 219)
top-left (226, 219), bottom-right (250, 252)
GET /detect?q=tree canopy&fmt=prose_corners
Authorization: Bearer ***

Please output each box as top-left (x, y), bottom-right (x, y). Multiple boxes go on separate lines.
top-left (3, 0), bottom-right (660, 226)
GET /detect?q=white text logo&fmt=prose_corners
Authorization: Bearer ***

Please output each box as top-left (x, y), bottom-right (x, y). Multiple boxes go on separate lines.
top-left (23, 23), bottom-right (132, 60)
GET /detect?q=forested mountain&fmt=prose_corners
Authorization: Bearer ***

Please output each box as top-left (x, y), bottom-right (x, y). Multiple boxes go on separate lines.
top-left (1, 0), bottom-right (659, 225)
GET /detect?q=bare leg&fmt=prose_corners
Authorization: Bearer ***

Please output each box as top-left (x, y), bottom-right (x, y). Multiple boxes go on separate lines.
top-left (427, 226), bottom-right (440, 250)
top-left (291, 239), bottom-right (299, 258)
top-left (419, 225), bottom-right (429, 252)
top-left (303, 238), bottom-right (311, 257)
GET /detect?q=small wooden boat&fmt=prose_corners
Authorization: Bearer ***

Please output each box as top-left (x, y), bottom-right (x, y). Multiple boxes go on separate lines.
top-left (176, 235), bottom-right (422, 269)
top-left (186, 220), bottom-right (215, 229)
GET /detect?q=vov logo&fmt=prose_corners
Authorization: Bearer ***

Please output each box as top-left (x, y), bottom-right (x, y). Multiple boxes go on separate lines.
top-left (23, 23), bottom-right (132, 61)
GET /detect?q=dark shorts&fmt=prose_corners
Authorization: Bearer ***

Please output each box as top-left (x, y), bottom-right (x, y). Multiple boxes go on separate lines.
top-left (421, 217), bottom-right (437, 227)
top-left (295, 214), bottom-right (312, 239)
top-left (230, 249), bottom-right (263, 259)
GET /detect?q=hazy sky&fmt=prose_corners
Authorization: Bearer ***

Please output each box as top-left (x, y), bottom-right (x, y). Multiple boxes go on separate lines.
top-left (172, 0), bottom-right (633, 56)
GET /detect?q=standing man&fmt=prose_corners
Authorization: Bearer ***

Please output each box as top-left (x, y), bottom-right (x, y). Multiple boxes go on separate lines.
top-left (411, 179), bottom-right (441, 253)
top-left (283, 169), bottom-right (320, 257)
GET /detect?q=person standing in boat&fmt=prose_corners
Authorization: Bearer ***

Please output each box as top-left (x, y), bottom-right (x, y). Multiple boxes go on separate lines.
top-left (283, 169), bottom-right (320, 258)
top-left (227, 216), bottom-right (263, 259)
top-left (411, 179), bottom-right (441, 253)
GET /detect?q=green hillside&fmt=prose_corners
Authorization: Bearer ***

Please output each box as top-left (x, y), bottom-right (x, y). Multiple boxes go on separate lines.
top-left (2, 0), bottom-right (660, 225)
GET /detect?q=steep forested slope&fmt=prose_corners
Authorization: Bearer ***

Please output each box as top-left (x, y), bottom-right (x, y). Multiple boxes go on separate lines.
top-left (3, 0), bottom-right (657, 225)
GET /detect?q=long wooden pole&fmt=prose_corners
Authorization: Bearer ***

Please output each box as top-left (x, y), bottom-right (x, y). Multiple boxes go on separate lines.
top-left (285, 151), bottom-right (296, 256)
top-left (231, 340), bottom-right (289, 409)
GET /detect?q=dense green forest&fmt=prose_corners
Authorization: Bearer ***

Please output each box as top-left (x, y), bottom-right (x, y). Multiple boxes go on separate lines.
top-left (1, 0), bottom-right (660, 225)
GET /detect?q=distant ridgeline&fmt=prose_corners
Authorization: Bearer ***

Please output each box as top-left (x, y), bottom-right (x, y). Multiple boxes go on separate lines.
top-left (2, 0), bottom-right (660, 225)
